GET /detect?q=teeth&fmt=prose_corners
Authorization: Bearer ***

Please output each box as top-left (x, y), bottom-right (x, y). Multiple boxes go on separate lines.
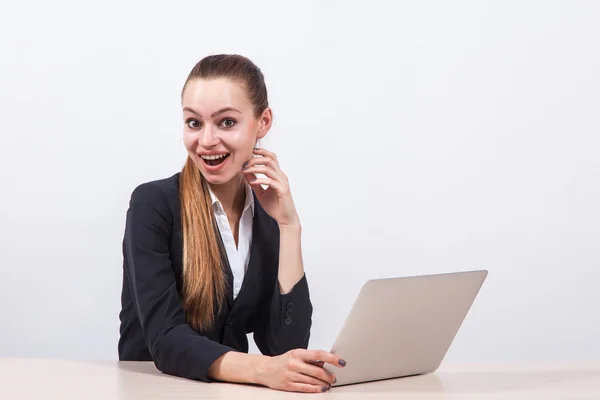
top-left (200, 154), bottom-right (228, 160)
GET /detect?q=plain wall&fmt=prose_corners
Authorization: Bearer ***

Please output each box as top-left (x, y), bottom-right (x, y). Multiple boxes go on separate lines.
top-left (1, 0), bottom-right (599, 362)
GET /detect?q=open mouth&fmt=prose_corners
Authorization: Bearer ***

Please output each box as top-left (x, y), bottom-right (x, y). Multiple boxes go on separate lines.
top-left (200, 153), bottom-right (230, 167)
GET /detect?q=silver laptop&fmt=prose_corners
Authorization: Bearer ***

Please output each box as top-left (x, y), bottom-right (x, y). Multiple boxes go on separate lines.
top-left (326, 269), bottom-right (488, 386)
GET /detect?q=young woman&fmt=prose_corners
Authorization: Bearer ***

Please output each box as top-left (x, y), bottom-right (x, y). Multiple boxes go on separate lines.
top-left (117, 54), bottom-right (345, 393)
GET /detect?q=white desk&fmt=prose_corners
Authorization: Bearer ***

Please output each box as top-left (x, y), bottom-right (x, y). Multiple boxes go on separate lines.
top-left (1, 358), bottom-right (599, 399)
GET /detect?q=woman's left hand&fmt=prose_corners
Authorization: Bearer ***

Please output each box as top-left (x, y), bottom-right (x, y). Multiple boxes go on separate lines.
top-left (243, 148), bottom-right (300, 228)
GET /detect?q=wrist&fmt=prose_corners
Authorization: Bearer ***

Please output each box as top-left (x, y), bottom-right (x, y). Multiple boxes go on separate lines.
top-left (209, 352), bottom-right (270, 385)
top-left (252, 355), bottom-right (271, 386)
top-left (278, 220), bottom-right (302, 233)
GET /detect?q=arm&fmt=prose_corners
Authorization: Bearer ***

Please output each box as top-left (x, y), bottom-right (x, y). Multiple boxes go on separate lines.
top-left (242, 148), bottom-right (314, 356)
top-left (278, 224), bottom-right (305, 294)
top-left (253, 223), bottom-right (313, 355)
top-left (123, 183), bottom-right (233, 382)
top-left (207, 224), bottom-right (314, 384)
top-left (126, 180), bottom-right (334, 392)
top-left (209, 349), bottom-right (342, 392)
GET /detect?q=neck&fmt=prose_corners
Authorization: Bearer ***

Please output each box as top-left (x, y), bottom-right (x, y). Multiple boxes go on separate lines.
top-left (209, 174), bottom-right (246, 216)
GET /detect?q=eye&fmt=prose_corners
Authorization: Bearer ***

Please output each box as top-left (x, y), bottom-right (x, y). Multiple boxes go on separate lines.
top-left (185, 118), bottom-right (201, 129)
top-left (219, 118), bottom-right (237, 128)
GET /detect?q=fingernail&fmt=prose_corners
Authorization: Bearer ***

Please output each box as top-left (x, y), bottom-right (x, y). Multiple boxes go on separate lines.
top-left (333, 378), bottom-right (337, 384)
top-left (250, 179), bottom-right (256, 183)
top-left (338, 359), bottom-right (346, 367)
top-left (242, 161), bottom-right (249, 170)
top-left (321, 386), bottom-right (329, 392)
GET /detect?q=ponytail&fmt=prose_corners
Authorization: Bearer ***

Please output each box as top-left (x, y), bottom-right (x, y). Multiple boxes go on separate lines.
top-left (179, 157), bottom-right (226, 331)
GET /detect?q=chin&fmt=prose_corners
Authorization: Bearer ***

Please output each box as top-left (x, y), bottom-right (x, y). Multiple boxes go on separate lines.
top-left (200, 171), bottom-right (238, 186)
top-left (202, 177), bottom-right (226, 186)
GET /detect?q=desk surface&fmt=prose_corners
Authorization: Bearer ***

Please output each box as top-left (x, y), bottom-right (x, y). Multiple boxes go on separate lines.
top-left (1, 358), bottom-right (599, 399)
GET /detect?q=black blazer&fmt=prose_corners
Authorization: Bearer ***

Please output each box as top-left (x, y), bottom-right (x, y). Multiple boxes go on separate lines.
top-left (118, 173), bottom-right (313, 382)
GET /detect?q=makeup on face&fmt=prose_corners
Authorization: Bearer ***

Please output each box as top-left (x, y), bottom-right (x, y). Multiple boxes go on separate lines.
top-left (181, 78), bottom-right (262, 185)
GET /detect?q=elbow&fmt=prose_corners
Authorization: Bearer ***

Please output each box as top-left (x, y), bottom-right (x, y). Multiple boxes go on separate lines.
top-left (146, 326), bottom-right (174, 374)
top-left (149, 338), bottom-right (167, 373)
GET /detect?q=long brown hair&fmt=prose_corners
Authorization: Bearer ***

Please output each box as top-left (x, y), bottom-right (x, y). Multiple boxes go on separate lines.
top-left (179, 54), bottom-right (269, 331)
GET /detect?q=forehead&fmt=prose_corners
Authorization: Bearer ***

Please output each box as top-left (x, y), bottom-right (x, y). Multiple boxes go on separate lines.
top-left (182, 78), bottom-right (251, 114)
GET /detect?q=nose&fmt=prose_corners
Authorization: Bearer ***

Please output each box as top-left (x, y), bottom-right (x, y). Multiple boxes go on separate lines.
top-left (199, 124), bottom-right (220, 148)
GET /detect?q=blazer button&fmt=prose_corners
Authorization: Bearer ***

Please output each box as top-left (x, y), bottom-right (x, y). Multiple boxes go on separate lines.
top-left (227, 316), bottom-right (234, 325)
top-left (286, 302), bottom-right (294, 310)
top-left (284, 317), bottom-right (292, 326)
top-left (285, 310), bottom-right (292, 317)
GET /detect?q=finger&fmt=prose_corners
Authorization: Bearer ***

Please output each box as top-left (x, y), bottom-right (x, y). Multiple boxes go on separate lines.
top-left (253, 147), bottom-right (277, 161)
top-left (299, 349), bottom-right (347, 368)
top-left (293, 361), bottom-right (336, 385)
top-left (249, 149), bottom-right (282, 175)
top-left (248, 177), bottom-right (285, 193)
top-left (243, 172), bottom-right (265, 195)
top-left (286, 382), bottom-right (329, 393)
top-left (307, 360), bottom-right (325, 368)
top-left (243, 155), bottom-right (280, 172)
top-left (290, 371), bottom-right (330, 387)
top-left (243, 165), bottom-right (284, 183)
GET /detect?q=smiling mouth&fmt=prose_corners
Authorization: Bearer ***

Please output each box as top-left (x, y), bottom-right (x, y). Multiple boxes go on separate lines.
top-left (200, 153), bottom-right (230, 167)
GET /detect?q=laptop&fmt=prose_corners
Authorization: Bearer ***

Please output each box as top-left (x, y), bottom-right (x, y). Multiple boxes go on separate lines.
top-left (325, 269), bottom-right (488, 386)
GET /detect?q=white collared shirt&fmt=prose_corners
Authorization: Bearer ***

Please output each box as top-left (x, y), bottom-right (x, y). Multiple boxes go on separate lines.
top-left (208, 184), bottom-right (254, 299)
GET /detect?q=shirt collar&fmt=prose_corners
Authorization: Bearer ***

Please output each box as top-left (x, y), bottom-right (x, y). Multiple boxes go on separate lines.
top-left (208, 183), bottom-right (255, 216)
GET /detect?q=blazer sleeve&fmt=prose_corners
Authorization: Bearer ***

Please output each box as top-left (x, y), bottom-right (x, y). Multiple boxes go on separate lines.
top-left (123, 182), bottom-right (234, 382)
top-left (253, 274), bottom-right (313, 355)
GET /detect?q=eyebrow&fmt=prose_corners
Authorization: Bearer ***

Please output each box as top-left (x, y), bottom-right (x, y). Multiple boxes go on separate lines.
top-left (182, 106), bottom-right (242, 118)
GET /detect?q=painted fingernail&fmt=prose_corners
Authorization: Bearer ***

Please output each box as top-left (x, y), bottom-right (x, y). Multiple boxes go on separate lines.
top-left (250, 179), bottom-right (256, 183)
top-left (338, 359), bottom-right (347, 367)
top-left (242, 161), bottom-right (249, 170)
top-left (333, 378), bottom-right (337, 384)
top-left (321, 386), bottom-right (329, 392)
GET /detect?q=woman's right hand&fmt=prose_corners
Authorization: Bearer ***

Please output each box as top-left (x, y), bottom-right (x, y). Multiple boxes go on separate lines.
top-left (255, 349), bottom-right (347, 393)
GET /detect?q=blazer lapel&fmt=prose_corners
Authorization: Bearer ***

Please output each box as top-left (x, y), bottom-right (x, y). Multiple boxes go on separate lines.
top-left (232, 193), bottom-right (274, 306)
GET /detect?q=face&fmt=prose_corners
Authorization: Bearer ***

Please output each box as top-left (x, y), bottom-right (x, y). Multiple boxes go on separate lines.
top-left (182, 78), bottom-right (271, 185)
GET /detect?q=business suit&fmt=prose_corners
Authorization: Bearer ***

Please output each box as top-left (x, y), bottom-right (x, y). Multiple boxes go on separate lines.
top-left (118, 173), bottom-right (313, 382)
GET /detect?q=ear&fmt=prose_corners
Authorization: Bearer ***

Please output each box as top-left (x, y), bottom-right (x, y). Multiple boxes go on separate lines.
top-left (256, 107), bottom-right (273, 140)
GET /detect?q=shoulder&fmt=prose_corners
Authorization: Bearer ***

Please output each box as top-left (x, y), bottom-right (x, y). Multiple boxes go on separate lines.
top-left (124, 174), bottom-right (181, 246)
top-left (127, 173), bottom-right (181, 223)
top-left (129, 173), bottom-right (180, 204)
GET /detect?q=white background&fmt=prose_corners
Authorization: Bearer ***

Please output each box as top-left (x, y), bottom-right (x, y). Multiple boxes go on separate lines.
top-left (1, 0), bottom-right (599, 363)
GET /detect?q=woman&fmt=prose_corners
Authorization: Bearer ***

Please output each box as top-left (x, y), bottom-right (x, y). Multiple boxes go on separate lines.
top-left (117, 54), bottom-right (345, 393)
